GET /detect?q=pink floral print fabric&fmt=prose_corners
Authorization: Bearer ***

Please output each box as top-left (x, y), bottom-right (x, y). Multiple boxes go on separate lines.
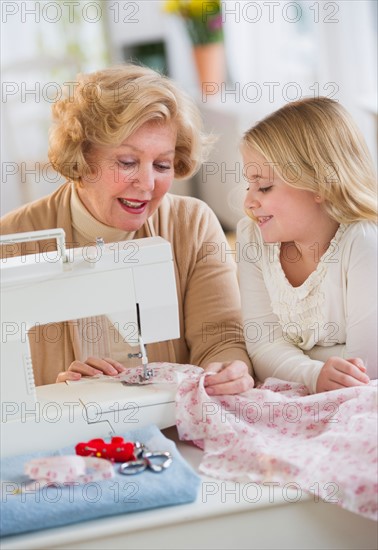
top-left (88, 362), bottom-right (378, 520)
top-left (175, 372), bottom-right (377, 521)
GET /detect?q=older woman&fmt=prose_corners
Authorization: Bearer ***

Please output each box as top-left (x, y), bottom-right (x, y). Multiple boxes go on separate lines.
top-left (0, 64), bottom-right (253, 395)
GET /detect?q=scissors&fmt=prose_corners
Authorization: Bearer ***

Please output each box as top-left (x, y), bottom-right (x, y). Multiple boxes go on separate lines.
top-left (118, 442), bottom-right (173, 475)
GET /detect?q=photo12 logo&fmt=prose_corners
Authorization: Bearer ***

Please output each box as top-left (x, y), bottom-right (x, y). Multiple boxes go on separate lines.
top-left (202, 81), bottom-right (340, 103)
top-left (219, 1), bottom-right (340, 25)
top-left (1, 2), bottom-right (140, 24)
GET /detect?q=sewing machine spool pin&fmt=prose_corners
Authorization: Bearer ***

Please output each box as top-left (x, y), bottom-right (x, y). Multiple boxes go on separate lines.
top-left (95, 237), bottom-right (105, 248)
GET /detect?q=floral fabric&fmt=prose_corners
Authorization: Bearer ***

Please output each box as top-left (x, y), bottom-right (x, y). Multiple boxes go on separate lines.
top-left (83, 362), bottom-right (378, 521)
top-left (176, 371), bottom-right (378, 521)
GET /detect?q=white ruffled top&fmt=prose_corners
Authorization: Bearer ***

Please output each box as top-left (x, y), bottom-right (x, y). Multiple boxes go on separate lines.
top-left (268, 224), bottom-right (347, 350)
top-left (237, 218), bottom-right (377, 393)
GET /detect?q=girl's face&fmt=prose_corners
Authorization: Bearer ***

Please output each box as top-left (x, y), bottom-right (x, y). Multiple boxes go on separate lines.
top-left (78, 122), bottom-right (177, 232)
top-left (243, 148), bottom-right (324, 245)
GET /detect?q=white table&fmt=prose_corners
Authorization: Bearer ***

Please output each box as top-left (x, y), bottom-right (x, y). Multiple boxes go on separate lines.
top-left (1, 426), bottom-right (377, 550)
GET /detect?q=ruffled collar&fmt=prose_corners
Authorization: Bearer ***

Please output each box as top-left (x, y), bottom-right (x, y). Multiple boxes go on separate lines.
top-left (271, 224), bottom-right (347, 298)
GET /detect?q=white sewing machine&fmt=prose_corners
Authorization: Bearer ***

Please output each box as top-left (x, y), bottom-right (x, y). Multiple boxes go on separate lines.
top-left (0, 229), bottom-right (180, 458)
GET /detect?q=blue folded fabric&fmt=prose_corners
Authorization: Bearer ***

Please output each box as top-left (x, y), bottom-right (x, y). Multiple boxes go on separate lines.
top-left (0, 424), bottom-right (201, 537)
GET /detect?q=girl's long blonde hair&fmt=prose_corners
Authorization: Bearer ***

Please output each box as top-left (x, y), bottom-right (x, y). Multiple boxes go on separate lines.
top-left (242, 97), bottom-right (377, 223)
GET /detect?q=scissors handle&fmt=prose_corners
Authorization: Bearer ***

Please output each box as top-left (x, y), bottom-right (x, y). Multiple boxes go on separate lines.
top-left (144, 451), bottom-right (173, 472)
top-left (119, 459), bottom-right (147, 475)
top-left (119, 451), bottom-right (173, 475)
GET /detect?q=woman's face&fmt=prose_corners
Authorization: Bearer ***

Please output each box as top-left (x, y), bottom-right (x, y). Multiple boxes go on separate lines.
top-left (78, 121), bottom-right (177, 232)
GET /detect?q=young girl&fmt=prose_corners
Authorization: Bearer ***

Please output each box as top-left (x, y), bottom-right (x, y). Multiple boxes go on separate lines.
top-left (237, 97), bottom-right (377, 394)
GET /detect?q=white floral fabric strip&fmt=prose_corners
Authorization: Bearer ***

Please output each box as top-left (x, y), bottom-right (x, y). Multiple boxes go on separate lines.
top-left (17, 456), bottom-right (115, 492)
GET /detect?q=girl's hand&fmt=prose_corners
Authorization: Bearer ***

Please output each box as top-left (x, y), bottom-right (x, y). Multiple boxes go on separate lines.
top-left (56, 357), bottom-right (126, 383)
top-left (203, 361), bottom-right (254, 395)
top-left (316, 356), bottom-right (370, 393)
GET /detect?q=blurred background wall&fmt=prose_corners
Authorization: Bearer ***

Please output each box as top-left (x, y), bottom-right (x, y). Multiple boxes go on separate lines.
top-left (1, 0), bottom-right (377, 230)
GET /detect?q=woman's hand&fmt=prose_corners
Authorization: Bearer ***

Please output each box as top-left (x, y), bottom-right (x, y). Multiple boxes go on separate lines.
top-left (56, 357), bottom-right (127, 383)
top-left (203, 361), bottom-right (254, 395)
top-left (316, 356), bottom-right (370, 393)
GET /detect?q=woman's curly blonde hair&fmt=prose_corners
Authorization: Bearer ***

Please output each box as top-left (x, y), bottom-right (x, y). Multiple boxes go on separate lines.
top-left (242, 97), bottom-right (377, 224)
top-left (49, 64), bottom-right (210, 183)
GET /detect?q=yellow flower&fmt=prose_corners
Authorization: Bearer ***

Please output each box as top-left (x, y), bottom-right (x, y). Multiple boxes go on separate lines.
top-left (164, 0), bottom-right (181, 13)
top-left (163, 0), bottom-right (223, 45)
top-left (163, 1), bottom-right (221, 18)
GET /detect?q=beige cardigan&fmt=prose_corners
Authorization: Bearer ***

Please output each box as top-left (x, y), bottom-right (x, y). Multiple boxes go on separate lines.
top-left (0, 183), bottom-right (252, 385)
